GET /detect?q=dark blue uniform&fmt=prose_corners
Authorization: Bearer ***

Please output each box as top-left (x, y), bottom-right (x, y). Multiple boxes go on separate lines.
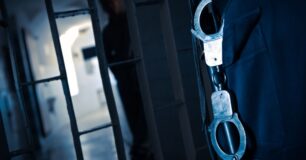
top-left (219, 0), bottom-right (306, 159)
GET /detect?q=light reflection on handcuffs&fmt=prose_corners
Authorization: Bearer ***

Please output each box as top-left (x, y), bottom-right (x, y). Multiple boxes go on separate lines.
top-left (191, 0), bottom-right (246, 159)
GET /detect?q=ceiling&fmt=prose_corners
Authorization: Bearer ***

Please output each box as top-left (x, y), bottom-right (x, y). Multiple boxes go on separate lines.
top-left (4, 0), bottom-right (107, 39)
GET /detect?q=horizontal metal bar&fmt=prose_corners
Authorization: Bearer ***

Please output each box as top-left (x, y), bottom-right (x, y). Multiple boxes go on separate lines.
top-left (108, 57), bottom-right (141, 67)
top-left (10, 148), bottom-right (33, 157)
top-left (79, 122), bottom-right (112, 136)
top-left (54, 8), bottom-right (90, 19)
top-left (135, 0), bottom-right (161, 7)
top-left (154, 101), bottom-right (185, 112)
top-left (178, 47), bottom-right (193, 53)
top-left (196, 145), bottom-right (209, 152)
top-left (21, 75), bottom-right (63, 86)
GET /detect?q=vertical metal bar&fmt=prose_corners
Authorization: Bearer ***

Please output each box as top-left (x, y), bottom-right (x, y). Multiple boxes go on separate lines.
top-left (1, 0), bottom-right (36, 158)
top-left (222, 122), bottom-right (235, 154)
top-left (21, 29), bottom-right (47, 137)
top-left (13, 21), bottom-right (41, 150)
top-left (0, 97), bottom-right (10, 160)
top-left (123, 0), bottom-right (164, 159)
top-left (159, 0), bottom-right (196, 159)
top-left (87, 0), bottom-right (126, 159)
top-left (44, 0), bottom-right (84, 159)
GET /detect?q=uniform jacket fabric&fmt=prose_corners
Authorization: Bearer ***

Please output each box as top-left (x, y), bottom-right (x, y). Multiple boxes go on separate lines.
top-left (218, 0), bottom-right (306, 159)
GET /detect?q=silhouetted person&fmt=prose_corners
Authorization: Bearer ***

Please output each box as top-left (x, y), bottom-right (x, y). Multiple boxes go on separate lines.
top-left (100, 0), bottom-right (153, 159)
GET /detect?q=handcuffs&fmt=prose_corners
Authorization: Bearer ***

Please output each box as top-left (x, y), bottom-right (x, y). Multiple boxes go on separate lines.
top-left (191, 0), bottom-right (246, 159)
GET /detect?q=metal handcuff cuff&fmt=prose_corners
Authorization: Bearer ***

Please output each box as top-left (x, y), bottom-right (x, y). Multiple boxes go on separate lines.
top-left (191, 0), bottom-right (246, 159)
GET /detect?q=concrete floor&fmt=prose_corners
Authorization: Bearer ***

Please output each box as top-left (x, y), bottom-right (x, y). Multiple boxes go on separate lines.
top-left (36, 106), bottom-right (131, 160)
